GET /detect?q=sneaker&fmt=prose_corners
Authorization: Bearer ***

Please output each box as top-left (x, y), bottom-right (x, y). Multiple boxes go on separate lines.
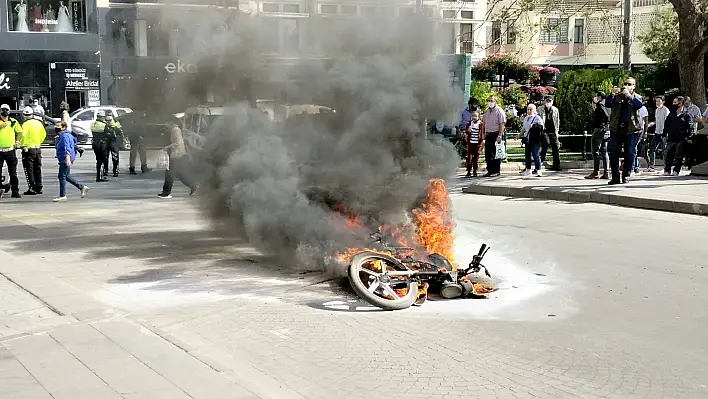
top-left (584, 172), bottom-right (598, 179)
top-left (671, 171), bottom-right (680, 176)
top-left (129, 169), bottom-right (138, 175)
top-left (158, 193), bottom-right (172, 199)
top-left (600, 173), bottom-right (609, 179)
top-left (10, 191), bottom-right (20, 198)
top-left (53, 196), bottom-right (67, 202)
top-left (23, 190), bottom-right (36, 196)
top-left (662, 171), bottom-right (671, 176)
top-left (647, 167), bottom-right (655, 172)
top-left (81, 186), bottom-right (89, 198)
top-left (113, 171), bottom-right (119, 177)
top-left (535, 170), bottom-right (543, 177)
top-left (141, 167), bottom-right (151, 174)
top-left (465, 172), bottom-right (472, 178)
top-left (520, 170), bottom-right (531, 176)
top-left (608, 180), bottom-right (622, 185)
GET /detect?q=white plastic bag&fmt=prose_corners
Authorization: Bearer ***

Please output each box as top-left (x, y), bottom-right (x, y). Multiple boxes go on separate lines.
top-left (494, 142), bottom-right (506, 160)
top-left (156, 150), bottom-right (170, 170)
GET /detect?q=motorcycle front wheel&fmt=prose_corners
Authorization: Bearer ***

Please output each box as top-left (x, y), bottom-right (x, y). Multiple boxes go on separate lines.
top-left (348, 251), bottom-right (418, 311)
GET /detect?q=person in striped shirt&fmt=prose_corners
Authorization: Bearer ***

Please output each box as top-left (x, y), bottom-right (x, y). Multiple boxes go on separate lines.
top-left (465, 111), bottom-right (483, 177)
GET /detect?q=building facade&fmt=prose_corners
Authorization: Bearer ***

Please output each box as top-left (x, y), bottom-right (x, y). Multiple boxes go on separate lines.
top-left (0, 0), bottom-right (100, 116)
top-left (480, 0), bottom-right (667, 67)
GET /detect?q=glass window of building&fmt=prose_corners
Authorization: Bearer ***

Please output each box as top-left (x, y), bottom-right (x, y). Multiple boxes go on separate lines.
top-left (9, 0), bottom-right (87, 32)
top-left (491, 21), bottom-right (501, 44)
top-left (507, 21), bottom-right (516, 44)
top-left (320, 4), bottom-right (337, 14)
top-left (573, 19), bottom-right (585, 43)
top-left (461, 11), bottom-right (473, 19)
top-left (540, 18), bottom-right (568, 43)
top-left (262, 3), bottom-right (279, 12)
top-left (341, 5), bottom-right (357, 15)
top-left (282, 4), bottom-right (300, 13)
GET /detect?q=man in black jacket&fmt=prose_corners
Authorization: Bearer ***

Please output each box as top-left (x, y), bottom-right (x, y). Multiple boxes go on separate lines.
top-left (663, 96), bottom-right (693, 176)
top-left (586, 91), bottom-right (610, 179)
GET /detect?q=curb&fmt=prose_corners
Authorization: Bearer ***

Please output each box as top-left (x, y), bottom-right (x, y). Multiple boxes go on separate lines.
top-left (461, 184), bottom-right (708, 216)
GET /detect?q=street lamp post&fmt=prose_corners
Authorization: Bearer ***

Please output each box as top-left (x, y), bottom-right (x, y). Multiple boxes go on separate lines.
top-left (622, 0), bottom-right (632, 70)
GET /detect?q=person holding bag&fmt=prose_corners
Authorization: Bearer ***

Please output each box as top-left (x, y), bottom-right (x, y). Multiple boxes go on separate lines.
top-left (158, 119), bottom-right (197, 199)
top-left (520, 104), bottom-right (544, 177)
top-left (482, 95), bottom-right (506, 177)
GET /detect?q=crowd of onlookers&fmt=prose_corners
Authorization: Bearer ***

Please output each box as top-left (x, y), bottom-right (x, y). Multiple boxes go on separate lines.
top-left (457, 77), bottom-right (704, 182)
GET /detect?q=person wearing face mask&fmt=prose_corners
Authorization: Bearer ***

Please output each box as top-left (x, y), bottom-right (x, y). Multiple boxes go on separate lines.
top-left (0, 104), bottom-right (24, 198)
top-left (537, 96), bottom-right (561, 172)
top-left (20, 106), bottom-right (46, 195)
top-left (104, 110), bottom-right (124, 177)
top-left (683, 96), bottom-right (701, 170)
top-left (458, 97), bottom-right (479, 134)
top-left (31, 99), bottom-right (44, 116)
top-left (91, 110), bottom-right (109, 182)
top-left (520, 103), bottom-right (544, 177)
top-left (605, 77), bottom-right (644, 184)
top-left (662, 96), bottom-right (692, 176)
top-left (464, 111), bottom-right (484, 177)
top-left (586, 91), bottom-right (611, 179)
top-left (481, 95), bottom-right (506, 177)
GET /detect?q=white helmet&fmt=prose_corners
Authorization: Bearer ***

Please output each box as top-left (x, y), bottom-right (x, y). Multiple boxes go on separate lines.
top-left (22, 106), bottom-right (33, 116)
top-left (96, 109), bottom-right (106, 117)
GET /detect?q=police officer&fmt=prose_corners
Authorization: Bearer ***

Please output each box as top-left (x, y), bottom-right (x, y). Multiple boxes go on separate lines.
top-left (20, 106), bottom-right (46, 195)
top-left (104, 110), bottom-right (124, 177)
top-left (128, 115), bottom-right (150, 175)
top-left (91, 110), bottom-right (109, 182)
top-left (0, 104), bottom-right (23, 198)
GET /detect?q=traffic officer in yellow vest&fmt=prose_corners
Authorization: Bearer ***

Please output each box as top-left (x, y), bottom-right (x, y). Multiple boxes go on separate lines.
top-left (20, 106), bottom-right (46, 195)
top-left (91, 110), bottom-right (109, 182)
top-left (104, 110), bottom-right (124, 177)
top-left (0, 104), bottom-right (24, 198)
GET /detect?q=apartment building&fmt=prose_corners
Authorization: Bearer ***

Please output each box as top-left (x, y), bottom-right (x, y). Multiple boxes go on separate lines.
top-left (483, 0), bottom-right (668, 67)
top-left (439, 0), bottom-right (487, 62)
top-left (0, 0), bottom-right (100, 116)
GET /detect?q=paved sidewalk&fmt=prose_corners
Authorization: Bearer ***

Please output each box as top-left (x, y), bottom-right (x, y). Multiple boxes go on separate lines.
top-left (460, 169), bottom-right (708, 216)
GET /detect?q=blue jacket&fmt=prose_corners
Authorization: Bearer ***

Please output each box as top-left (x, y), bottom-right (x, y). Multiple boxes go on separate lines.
top-left (55, 130), bottom-right (77, 164)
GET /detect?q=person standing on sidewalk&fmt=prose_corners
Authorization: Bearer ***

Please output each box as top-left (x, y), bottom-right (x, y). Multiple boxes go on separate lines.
top-left (0, 104), bottom-right (23, 198)
top-left (648, 96), bottom-right (669, 172)
top-left (586, 91), bottom-right (610, 179)
top-left (482, 95), bottom-right (506, 177)
top-left (104, 110), bottom-right (124, 177)
top-left (158, 120), bottom-right (197, 199)
top-left (538, 96), bottom-right (561, 172)
top-left (91, 110), bottom-right (110, 182)
top-left (53, 121), bottom-right (88, 202)
top-left (520, 103), bottom-right (544, 177)
top-left (663, 96), bottom-right (692, 176)
top-left (464, 111), bottom-right (483, 178)
top-left (128, 128), bottom-right (150, 175)
top-left (683, 96), bottom-right (702, 170)
top-left (632, 102), bottom-right (649, 174)
top-left (20, 106), bottom-right (46, 195)
top-left (606, 77), bottom-right (643, 185)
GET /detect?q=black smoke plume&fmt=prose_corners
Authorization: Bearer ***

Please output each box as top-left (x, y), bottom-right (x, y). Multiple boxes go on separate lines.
top-left (151, 9), bottom-right (462, 273)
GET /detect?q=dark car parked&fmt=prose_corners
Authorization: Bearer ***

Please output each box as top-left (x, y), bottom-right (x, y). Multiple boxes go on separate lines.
top-left (8, 111), bottom-right (90, 147)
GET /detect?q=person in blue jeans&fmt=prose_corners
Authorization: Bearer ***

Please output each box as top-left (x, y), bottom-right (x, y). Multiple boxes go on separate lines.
top-left (54, 121), bottom-right (89, 202)
top-left (519, 104), bottom-right (544, 177)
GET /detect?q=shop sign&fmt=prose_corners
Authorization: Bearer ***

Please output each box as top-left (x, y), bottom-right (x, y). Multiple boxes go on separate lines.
top-left (164, 60), bottom-right (196, 74)
top-left (64, 67), bottom-right (99, 90)
top-left (0, 72), bottom-right (16, 91)
top-left (35, 18), bottom-right (58, 25)
top-left (88, 90), bottom-right (100, 107)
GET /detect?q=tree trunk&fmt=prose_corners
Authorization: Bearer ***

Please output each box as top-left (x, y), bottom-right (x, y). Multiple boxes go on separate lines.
top-left (677, 52), bottom-right (706, 107)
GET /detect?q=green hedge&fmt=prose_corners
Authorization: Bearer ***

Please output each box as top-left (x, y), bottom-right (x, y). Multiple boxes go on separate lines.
top-left (555, 69), bottom-right (628, 133)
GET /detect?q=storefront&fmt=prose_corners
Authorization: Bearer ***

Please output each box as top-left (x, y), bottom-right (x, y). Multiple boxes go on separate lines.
top-left (0, 52), bottom-right (99, 116)
top-left (8, 0), bottom-right (88, 33)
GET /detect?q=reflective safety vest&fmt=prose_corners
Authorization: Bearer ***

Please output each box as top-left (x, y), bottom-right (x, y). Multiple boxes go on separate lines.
top-left (0, 117), bottom-right (22, 148)
top-left (20, 119), bottom-right (46, 147)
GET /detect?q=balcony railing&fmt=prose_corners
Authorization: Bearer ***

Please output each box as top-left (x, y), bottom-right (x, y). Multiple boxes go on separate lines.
top-left (461, 40), bottom-right (474, 54)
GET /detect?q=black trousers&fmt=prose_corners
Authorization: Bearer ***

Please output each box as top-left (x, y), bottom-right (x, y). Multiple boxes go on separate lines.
top-left (162, 155), bottom-right (196, 195)
top-left (540, 130), bottom-right (561, 169)
top-left (664, 141), bottom-right (685, 174)
top-left (108, 140), bottom-right (120, 173)
top-left (0, 150), bottom-right (19, 193)
top-left (484, 132), bottom-right (501, 174)
top-left (92, 142), bottom-right (109, 180)
top-left (129, 137), bottom-right (148, 170)
top-left (21, 148), bottom-right (42, 192)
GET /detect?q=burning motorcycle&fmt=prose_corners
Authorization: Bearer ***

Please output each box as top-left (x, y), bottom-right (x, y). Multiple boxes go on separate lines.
top-left (347, 232), bottom-right (494, 310)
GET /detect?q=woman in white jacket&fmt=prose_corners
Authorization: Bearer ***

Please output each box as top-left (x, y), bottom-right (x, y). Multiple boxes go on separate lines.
top-left (520, 103), bottom-right (545, 177)
top-left (59, 101), bottom-right (71, 131)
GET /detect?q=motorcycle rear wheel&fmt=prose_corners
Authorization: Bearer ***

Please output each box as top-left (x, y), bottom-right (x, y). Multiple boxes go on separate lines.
top-left (348, 251), bottom-right (418, 311)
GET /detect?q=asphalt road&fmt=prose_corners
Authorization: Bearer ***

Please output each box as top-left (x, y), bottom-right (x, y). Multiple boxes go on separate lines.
top-left (0, 159), bottom-right (707, 399)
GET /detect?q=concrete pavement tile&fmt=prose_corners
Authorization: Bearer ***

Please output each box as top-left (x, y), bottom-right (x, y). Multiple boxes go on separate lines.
top-left (589, 191), bottom-right (610, 204)
top-left (566, 191), bottom-right (592, 203)
top-left (489, 185), bottom-right (512, 197)
top-left (507, 187), bottom-right (531, 199)
top-left (546, 189), bottom-right (570, 202)
top-left (89, 357), bottom-right (176, 394)
top-left (48, 387), bottom-right (124, 399)
top-left (92, 320), bottom-right (259, 399)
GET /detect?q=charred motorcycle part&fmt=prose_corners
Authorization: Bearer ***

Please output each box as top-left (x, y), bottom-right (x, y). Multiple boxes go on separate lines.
top-left (440, 281), bottom-right (463, 299)
top-left (348, 251), bottom-right (418, 311)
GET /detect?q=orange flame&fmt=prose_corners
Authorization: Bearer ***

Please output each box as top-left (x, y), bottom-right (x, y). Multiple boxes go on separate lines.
top-left (412, 178), bottom-right (456, 268)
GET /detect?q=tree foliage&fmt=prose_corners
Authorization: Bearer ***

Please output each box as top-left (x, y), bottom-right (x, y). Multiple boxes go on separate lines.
top-left (637, 7), bottom-right (679, 65)
top-left (555, 69), bottom-right (628, 132)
